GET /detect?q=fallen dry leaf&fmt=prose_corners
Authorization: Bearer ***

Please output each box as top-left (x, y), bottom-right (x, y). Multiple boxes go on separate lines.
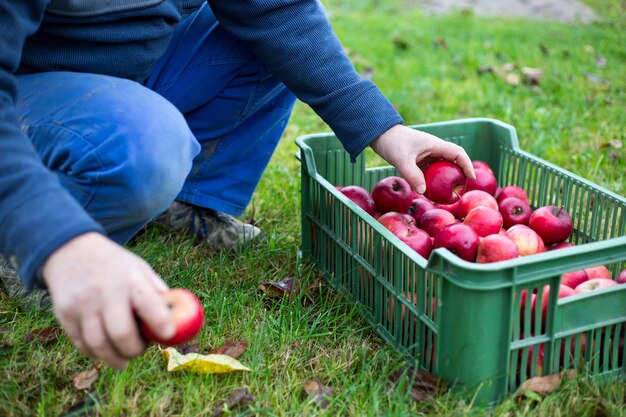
top-left (259, 277), bottom-right (300, 298)
top-left (24, 327), bottom-right (61, 345)
top-left (73, 367), bottom-right (99, 391)
top-left (392, 36), bottom-right (410, 50)
top-left (434, 37), bottom-right (448, 49)
top-left (522, 67), bottom-right (544, 86)
top-left (303, 379), bottom-right (333, 409)
top-left (539, 44), bottom-right (550, 55)
top-left (211, 387), bottom-right (255, 417)
top-left (516, 370), bottom-right (576, 396)
top-left (388, 365), bottom-right (447, 402)
top-left (176, 342), bottom-right (201, 355)
top-left (162, 347), bottom-right (250, 374)
top-left (210, 339), bottom-right (248, 359)
top-left (600, 140), bottom-right (623, 149)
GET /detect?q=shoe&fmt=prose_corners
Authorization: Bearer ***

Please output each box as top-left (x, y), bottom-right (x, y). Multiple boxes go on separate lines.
top-left (155, 201), bottom-right (264, 249)
top-left (0, 256), bottom-right (52, 311)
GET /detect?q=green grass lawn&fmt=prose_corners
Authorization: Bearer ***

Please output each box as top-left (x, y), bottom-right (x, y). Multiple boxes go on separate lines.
top-left (1, 1), bottom-right (625, 416)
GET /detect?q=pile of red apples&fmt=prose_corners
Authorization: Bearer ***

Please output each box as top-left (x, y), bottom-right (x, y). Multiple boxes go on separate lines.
top-left (336, 159), bottom-right (626, 294)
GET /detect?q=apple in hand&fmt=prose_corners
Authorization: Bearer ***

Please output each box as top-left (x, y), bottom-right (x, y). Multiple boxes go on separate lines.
top-left (372, 176), bottom-right (413, 214)
top-left (419, 208), bottom-right (457, 237)
top-left (528, 206), bottom-right (573, 245)
top-left (433, 223), bottom-right (480, 262)
top-left (396, 227), bottom-right (433, 259)
top-left (476, 234), bottom-right (519, 263)
top-left (575, 278), bottom-right (618, 293)
top-left (498, 197), bottom-right (532, 229)
top-left (465, 168), bottom-right (498, 196)
top-left (340, 185), bottom-right (376, 216)
top-left (463, 206), bottom-right (503, 237)
top-left (423, 160), bottom-right (466, 204)
top-left (140, 288), bottom-right (204, 346)
top-left (505, 225), bottom-right (545, 256)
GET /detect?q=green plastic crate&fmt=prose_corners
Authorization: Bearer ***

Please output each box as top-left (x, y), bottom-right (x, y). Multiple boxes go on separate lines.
top-left (295, 118), bottom-right (626, 403)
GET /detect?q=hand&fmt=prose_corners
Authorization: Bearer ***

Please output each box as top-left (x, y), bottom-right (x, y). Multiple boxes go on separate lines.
top-left (370, 124), bottom-right (475, 194)
top-left (41, 232), bottom-right (175, 369)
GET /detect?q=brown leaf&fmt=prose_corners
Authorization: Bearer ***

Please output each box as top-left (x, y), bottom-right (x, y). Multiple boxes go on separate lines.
top-left (388, 365), bottom-right (447, 402)
top-left (516, 370), bottom-right (576, 396)
top-left (539, 44), bottom-right (550, 55)
top-left (211, 387), bottom-right (255, 417)
top-left (24, 327), bottom-right (61, 345)
top-left (600, 140), bottom-right (623, 149)
top-left (259, 277), bottom-right (300, 298)
top-left (209, 339), bottom-right (248, 359)
top-left (303, 379), bottom-right (333, 409)
top-left (73, 367), bottom-right (99, 391)
top-left (522, 67), bottom-right (544, 86)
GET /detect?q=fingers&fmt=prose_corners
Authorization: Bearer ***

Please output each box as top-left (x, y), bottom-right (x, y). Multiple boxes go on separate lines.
top-left (102, 300), bottom-right (146, 358)
top-left (131, 281), bottom-right (175, 343)
top-left (395, 159), bottom-right (427, 194)
top-left (81, 314), bottom-right (128, 370)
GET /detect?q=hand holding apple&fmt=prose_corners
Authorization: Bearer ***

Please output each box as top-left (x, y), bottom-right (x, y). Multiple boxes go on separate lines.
top-left (140, 288), bottom-right (204, 346)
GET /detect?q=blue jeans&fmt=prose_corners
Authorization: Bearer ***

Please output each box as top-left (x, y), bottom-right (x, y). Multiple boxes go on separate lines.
top-left (16, 5), bottom-right (296, 244)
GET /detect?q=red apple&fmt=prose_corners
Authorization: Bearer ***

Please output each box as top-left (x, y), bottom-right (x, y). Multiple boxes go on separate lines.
top-left (378, 212), bottom-right (416, 235)
top-left (463, 206), bottom-right (503, 237)
top-left (496, 185), bottom-right (530, 205)
top-left (340, 185), bottom-right (376, 216)
top-left (140, 288), bottom-right (204, 347)
top-left (408, 197), bottom-right (435, 224)
top-left (396, 227), bottom-right (433, 259)
top-left (575, 278), bottom-right (618, 293)
top-left (476, 234), bottom-right (519, 263)
top-left (505, 224), bottom-right (545, 256)
top-left (498, 197), bottom-right (532, 229)
top-left (518, 290), bottom-right (537, 333)
top-left (372, 176), bottom-right (413, 214)
top-left (560, 269), bottom-right (589, 289)
top-left (528, 206), bottom-right (573, 245)
top-left (457, 190), bottom-right (499, 219)
top-left (472, 160), bottom-right (494, 174)
top-left (465, 168), bottom-right (498, 195)
top-left (423, 160), bottom-right (467, 204)
top-left (419, 208), bottom-right (457, 237)
top-left (584, 265), bottom-right (611, 279)
top-left (433, 223), bottom-right (480, 262)
top-left (618, 270), bottom-right (626, 284)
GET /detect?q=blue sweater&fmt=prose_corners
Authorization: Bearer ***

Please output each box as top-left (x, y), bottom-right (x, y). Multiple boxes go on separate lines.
top-left (0, 0), bottom-right (402, 288)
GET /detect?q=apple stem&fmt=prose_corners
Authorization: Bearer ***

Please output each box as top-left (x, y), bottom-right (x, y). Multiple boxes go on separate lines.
top-left (556, 206), bottom-right (564, 217)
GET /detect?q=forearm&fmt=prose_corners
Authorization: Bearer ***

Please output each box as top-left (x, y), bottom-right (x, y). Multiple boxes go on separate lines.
top-left (208, 0), bottom-right (403, 160)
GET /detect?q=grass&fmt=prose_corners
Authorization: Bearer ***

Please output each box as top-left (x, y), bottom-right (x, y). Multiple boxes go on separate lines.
top-left (1, 1), bottom-right (625, 416)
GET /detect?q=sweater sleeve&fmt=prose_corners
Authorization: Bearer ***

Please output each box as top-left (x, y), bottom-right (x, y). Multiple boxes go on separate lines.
top-left (207, 0), bottom-right (404, 161)
top-left (0, 1), bottom-right (106, 289)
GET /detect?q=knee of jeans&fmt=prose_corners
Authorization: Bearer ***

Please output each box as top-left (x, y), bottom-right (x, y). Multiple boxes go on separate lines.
top-left (101, 90), bottom-right (199, 222)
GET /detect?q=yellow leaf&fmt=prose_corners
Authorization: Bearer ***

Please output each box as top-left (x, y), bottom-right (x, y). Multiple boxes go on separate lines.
top-left (162, 347), bottom-right (251, 374)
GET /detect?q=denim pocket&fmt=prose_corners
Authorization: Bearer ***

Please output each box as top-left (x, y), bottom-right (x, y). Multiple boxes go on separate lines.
top-left (46, 0), bottom-right (165, 17)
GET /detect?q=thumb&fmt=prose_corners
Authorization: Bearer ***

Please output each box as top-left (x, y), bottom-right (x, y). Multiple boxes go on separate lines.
top-left (396, 160), bottom-right (426, 195)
